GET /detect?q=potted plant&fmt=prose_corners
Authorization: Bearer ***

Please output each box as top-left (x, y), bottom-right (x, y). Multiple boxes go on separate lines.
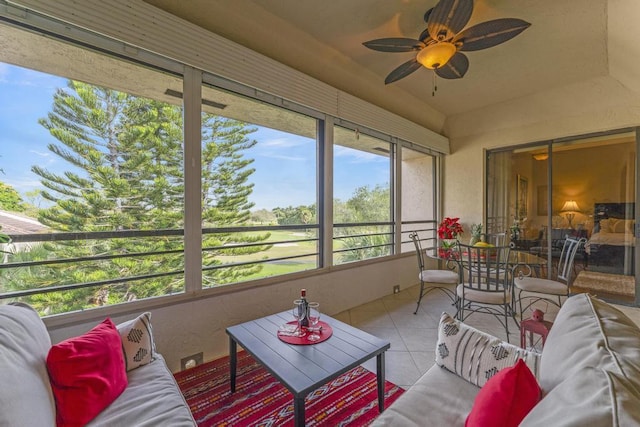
top-left (438, 217), bottom-right (463, 258)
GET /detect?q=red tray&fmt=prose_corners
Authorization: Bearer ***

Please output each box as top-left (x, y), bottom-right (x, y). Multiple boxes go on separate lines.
top-left (277, 320), bottom-right (333, 345)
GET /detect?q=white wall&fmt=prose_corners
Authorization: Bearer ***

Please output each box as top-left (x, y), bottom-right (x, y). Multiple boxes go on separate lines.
top-left (47, 255), bottom-right (418, 372)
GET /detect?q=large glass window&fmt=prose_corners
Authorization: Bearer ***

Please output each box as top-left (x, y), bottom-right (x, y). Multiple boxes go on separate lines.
top-left (0, 15), bottom-right (441, 315)
top-left (333, 126), bottom-right (392, 264)
top-left (199, 80), bottom-right (319, 287)
top-left (0, 23), bottom-right (186, 314)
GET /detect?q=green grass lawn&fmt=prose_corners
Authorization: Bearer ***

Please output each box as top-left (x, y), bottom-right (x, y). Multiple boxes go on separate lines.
top-left (212, 229), bottom-right (357, 280)
top-left (215, 230), bottom-right (318, 279)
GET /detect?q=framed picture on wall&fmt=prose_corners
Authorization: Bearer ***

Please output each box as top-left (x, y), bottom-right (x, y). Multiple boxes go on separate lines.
top-left (516, 175), bottom-right (528, 218)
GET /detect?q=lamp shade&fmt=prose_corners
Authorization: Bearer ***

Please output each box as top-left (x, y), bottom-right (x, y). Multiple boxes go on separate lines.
top-left (561, 200), bottom-right (580, 213)
top-left (416, 42), bottom-right (456, 69)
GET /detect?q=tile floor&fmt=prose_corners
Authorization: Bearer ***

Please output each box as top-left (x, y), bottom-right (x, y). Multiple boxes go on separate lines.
top-left (333, 284), bottom-right (640, 390)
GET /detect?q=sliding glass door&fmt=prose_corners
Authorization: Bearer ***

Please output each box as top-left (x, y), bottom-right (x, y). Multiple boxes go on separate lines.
top-left (486, 129), bottom-right (638, 306)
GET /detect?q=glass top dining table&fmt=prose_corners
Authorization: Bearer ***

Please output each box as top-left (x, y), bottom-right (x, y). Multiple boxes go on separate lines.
top-left (437, 248), bottom-right (548, 277)
top-left (508, 250), bottom-right (547, 266)
top-left (508, 250), bottom-right (548, 277)
top-left (438, 248), bottom-right (546, 265)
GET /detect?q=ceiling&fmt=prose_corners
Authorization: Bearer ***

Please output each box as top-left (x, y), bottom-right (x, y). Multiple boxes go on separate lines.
top-left (144, 0), bottom-right (640, 137)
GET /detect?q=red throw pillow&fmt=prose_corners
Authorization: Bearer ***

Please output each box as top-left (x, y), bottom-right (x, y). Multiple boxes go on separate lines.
top-left (465, 359), bottom-right (541, 427)
top-left (46, 318), bottom-right (128, 427)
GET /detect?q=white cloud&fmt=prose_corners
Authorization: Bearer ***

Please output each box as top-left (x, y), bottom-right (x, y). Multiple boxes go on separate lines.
top-left (334, 145), bottom-right (384, 163)
top-left (4, 178), bottom-right (43, 191)
top-left (260, 138), bottom-right (305, 148)
top-left (260, 153), bottom-right (305, 161)
top-left (3, 66), bottom-right (62, 89)
top-left (29, 150), bottom-right (50, 157)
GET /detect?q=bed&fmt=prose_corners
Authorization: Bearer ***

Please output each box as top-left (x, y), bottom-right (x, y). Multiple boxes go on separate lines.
top-left (584, 202), bottom-right (635, 275)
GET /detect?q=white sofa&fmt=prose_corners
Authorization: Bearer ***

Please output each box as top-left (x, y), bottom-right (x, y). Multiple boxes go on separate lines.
top-left (0, 302), bottom-right (196, 426)
top-left (373, 293), bottom-right (640, 426)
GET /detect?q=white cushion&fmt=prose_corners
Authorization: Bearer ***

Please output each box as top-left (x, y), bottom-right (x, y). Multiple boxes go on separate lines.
top-left (514, 277), bottom-right (567, 296)
top-left (521, 367), bottom-right (640, 426)
top-left (456, 284), bottom-right (511, 305)
top-left (88, 354), bottom-right (196, 426)
top-left (420, 269), bottom-right (458, 284)
top-left (540, 293), bottom-right (640, 393)
top-left (371, 364), bottom-right (479, 426)
top-left (117, 312), bottom-right (156, 372)
top-left (0, 303), bottom-right (56, 426)
top-left (435, 312), bottom-right (540, 387)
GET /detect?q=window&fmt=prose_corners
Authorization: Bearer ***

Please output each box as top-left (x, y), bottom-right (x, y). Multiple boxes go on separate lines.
top-left (0, 15), bottom-right (441, 315)
top-left (0, 22), bottom-right (186, 314)
top-left (199, 80), bottom-right (320, 287)
top-left (333, 125), bottom-right (392, 264)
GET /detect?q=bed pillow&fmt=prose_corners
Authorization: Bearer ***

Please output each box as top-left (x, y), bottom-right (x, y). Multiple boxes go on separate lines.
top-left (627, 220), bottom-right (635, 233)
top-left (600, 218), bottom-right (634, 233)
top-left (46, 318), bottom-right (127, 426)
top-left (615, 219), bottom-right (635, 233)
top-left (465, 359), bottom-right (541, 427)
top-left (598, 219), bottom-right (612, 233)
top-left (117, 312), bottom-right (156, 371)
top-left (435, 312), bottom-right (540, 387)
top-left (611, 219), bottom-right (625, 233)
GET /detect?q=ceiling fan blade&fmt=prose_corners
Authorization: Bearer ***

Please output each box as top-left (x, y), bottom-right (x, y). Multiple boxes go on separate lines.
top-left (423, 7), bottom-right (434, 23)
top-left (427, 0), bottom-right (473, 42)
top-left (454, 18), bottom-right (531, 52)
top-left (418, 28), bottom-right (430, 42)
top-left (384, 59), bottom-right (423, 84)
top-left (363, 38), bottom-right (424, 52)
top-left (435, 52), bottom-right (469, 79)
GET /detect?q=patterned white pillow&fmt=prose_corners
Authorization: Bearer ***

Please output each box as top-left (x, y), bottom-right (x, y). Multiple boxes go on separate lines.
top-left (116, 312), bottom-right (156, 372)
top-left (435, 312), bottom-right (540, 387)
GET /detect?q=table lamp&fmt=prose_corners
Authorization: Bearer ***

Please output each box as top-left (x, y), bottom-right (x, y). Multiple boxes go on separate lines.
top-left (561, 200), bottom-right (580, 228)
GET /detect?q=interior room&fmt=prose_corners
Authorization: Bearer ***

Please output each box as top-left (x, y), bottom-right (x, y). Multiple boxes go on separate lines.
top-left (1, 0), bottom-right (640, 425)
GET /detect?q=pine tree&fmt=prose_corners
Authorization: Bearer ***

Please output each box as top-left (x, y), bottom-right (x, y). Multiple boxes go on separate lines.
top-left (200, 115), bottom-right (270, 286)
top-left (5, 80), bottom-right (267, 313)
top-left (0, 182), bottom-right (26, 212)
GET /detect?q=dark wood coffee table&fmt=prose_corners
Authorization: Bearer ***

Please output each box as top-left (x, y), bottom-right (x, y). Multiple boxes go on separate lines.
top-left (226, 311), bottom-right (390, 427)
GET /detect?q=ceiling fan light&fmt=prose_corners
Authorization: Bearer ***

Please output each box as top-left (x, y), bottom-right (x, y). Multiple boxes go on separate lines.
top-left (416, 42), bottom-right (456, 69)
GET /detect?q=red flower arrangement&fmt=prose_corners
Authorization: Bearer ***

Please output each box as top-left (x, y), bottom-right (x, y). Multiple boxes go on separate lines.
top-left (437, 217), bottom-right (463, 259)
top-left (438, 217), bottom-right (464, 240)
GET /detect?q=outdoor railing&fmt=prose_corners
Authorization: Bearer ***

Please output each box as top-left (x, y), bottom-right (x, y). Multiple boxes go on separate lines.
top-left (0, 220), bottom-right (437, 312)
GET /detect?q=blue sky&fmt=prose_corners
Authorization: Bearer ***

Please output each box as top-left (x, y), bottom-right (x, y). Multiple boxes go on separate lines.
top-left (0, 63), bottom-right (388, 211)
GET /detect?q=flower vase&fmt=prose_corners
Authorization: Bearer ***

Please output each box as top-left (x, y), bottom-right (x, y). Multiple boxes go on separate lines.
top-left (439, 239), bottom-right (457, 259)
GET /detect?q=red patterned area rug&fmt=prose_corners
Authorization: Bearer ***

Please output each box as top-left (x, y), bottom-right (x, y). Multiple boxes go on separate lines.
top-left (174, 351), bottom-right (405, 426)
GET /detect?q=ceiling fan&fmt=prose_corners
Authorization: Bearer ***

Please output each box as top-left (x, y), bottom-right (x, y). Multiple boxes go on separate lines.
top-left (363, 0), bottom-right (531, 88)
